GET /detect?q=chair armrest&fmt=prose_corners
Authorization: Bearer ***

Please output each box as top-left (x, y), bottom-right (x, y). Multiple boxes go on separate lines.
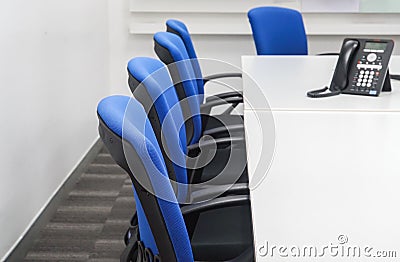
top-left (200, 97), bottom-right (243, 114)
top-left (189, 183), bottom-right (249, 203)
top-left (205, 91), bottom-right (243, 103)
top-left (202, 124), bottom-right (244, 138)
top-left (187, 136), bottom-right (244, 155)
top-left (186, 135), bottom-right (245, 183)
top-left (203, 72), bottom-right (242, 84)
top-left (181, 195), bottom-right (249, 215)
top-left (202, 76), bottom-right (244, 115)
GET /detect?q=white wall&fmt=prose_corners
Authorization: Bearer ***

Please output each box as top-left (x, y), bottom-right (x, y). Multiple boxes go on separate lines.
top-left (108, 0), bottom-right (154, 95)
top-left (0, 0), bottom-right (110, 259)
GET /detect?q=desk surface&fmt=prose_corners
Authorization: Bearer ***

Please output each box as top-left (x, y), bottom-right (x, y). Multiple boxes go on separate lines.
top-left (242, 56), bottom-right (400, 112)
top-left (242, 56), bottom-right (400, 261)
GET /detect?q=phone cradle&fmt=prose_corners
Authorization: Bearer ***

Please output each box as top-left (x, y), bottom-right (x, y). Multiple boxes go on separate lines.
top-left (382, 69), bottom-right (392, 92)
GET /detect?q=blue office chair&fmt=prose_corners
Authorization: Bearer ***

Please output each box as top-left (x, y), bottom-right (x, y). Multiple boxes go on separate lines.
top-left (247, 6), bottom-right (308, 55)
top-left (151, 32), bottom-right (245, 144)
top-left (127, 57), bottom-right (248, 185)
top-left (165, 19), bottom-right (243, 107)
top-left (126, 57), bottom-right (250, 255)
top-left (97, 95), bottom-right (254, 261)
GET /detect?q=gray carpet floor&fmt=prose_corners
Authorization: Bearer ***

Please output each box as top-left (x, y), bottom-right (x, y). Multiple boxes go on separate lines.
top-left (23, 146), bottom-right (135, 261)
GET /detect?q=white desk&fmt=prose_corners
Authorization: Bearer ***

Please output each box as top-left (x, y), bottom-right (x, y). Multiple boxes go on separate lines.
top-left (242, 56), bottom-right (400, 261)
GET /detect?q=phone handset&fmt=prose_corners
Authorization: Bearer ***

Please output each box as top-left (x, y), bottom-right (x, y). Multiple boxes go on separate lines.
top-left (307, 39), bottom-right (359, 98)
top-left (330, 40), bottom-right (359, 92)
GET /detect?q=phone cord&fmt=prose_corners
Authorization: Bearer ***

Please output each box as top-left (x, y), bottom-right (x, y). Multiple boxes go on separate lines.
top-left (307, 86), bottom-right (341, 98)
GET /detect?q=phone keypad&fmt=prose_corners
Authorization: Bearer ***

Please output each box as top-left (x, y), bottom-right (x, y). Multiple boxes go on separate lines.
top-left (350, 53), bottom-right (382, 95)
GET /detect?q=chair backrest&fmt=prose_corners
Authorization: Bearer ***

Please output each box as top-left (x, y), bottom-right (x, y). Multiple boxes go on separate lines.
top-left (166, 19), bottom-right (205, 98)
top-left (97, 95), bottom-right (194, 262)
top-left (153, 32), bottom-right (203, 145)
top-left (127, 57), bottom-right (189, 202)
top-left (247, 6), bottom-right (308, 55)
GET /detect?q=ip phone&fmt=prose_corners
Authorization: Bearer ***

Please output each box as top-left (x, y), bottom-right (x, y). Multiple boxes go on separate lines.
top-left (307, 38), bottom-right (394, 98)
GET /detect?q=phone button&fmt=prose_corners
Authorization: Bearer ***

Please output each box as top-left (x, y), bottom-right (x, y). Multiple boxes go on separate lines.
top-left (369, 90), bottom-right (377, 95)
top-left (368, 53), bottom-right (378, 62)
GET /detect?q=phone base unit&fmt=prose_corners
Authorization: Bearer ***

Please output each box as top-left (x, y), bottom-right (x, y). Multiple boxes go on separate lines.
top-left (341, 38), bottom-right (394, 97)
top-left (307, 38), bottom-right (394, 98)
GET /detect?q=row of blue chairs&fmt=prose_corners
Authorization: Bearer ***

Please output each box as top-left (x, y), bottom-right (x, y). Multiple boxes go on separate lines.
top-left (96, 6), bottom-right (309, 261)
top-left (97, 19), bottom-right (253, 261)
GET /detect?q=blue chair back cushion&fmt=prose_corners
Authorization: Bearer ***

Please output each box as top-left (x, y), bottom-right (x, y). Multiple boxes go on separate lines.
top-left (248, 6), bottom-right (308, 55)
top-left (97, 95), bottom-right (194, 261)
top-left (166, 19), bottom-right (205, 97)
top-left (127, 57), bottom-right (189, 201)
top-left (153, 32), bottom-right (203, 144)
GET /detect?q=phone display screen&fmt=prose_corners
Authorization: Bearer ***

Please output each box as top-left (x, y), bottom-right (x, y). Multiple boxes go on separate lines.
top-left (365, 42), bottom-right (387, 51)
